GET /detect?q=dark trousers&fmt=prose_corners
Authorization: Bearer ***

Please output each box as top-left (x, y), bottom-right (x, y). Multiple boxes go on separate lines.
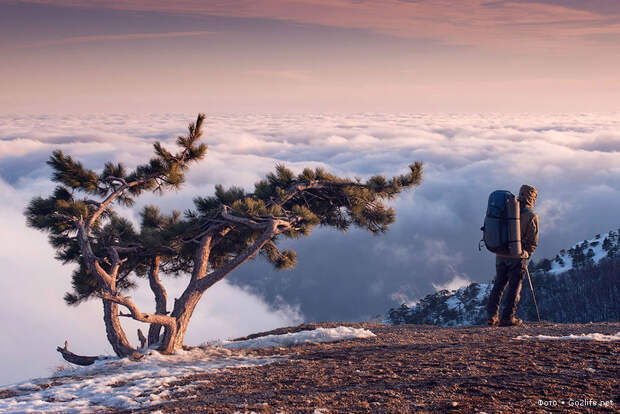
top-left (487, 257), bottom-right (527, 321)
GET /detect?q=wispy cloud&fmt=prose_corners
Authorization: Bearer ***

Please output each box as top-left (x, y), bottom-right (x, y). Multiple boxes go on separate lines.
top-left (432, 275), bottom-right (472, 292)
top-left (31, 30), bottom-right (215, 47)
top-left (20, 0), bottom-right (620, 49)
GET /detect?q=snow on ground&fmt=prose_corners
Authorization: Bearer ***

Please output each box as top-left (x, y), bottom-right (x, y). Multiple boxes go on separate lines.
top-left (475, 283), bottom-right (490, 303)
top-left (438, 283), bottom-right (491, 326)
top-left (218, 326), bottom-right (376, 349)
top-left (0, 347), bottom-right (280, 413)
top-left (516, 332), bottom-right (620, 342)
top-left (444, 295), bottom-right (462, 312)
top-left (0, 326), bottom-right (373, 413)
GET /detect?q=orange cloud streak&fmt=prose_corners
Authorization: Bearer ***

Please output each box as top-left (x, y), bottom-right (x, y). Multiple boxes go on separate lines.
top-left (31, 30), bottom-right (215, 47)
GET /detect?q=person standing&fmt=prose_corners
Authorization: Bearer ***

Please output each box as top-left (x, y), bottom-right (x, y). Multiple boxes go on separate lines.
top-left (487, 185), bottom-right (539, 327)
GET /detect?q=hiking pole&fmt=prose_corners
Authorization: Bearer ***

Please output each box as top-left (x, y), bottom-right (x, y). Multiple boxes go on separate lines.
top-left (525, 267), bottom-right (541, 323)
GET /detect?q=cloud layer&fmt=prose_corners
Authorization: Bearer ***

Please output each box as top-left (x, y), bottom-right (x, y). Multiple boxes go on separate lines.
top-left (1, 112), bottom-right (619, 383)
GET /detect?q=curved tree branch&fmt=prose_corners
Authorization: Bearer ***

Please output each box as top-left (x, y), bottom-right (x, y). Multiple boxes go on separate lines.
top-left (147, 256), bottom-right (168, 346)
top-left (195, 219), bottom-right (284, 292)
top-left (220, 206), bottom-right (267, 230)
top-left (87, 180), bottom-right (143, 229)
top-left (98, 292), bottom-right (177, 354)
top-left (275, 180), bottom-right (367, 207)
top-left (76, 218), bottom-right (113, 287)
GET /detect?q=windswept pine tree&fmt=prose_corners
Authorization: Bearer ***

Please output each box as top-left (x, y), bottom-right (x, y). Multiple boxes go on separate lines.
top-left (26, 114), bottom-right (207, 359)
top-left (26, 114), bottom-right (423, 363)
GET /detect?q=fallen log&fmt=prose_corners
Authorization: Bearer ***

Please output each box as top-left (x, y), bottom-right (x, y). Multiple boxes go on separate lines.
top-left (56, 340), bottom-right (146, 366)
top-left (56, 340), bottom-right (109, 366)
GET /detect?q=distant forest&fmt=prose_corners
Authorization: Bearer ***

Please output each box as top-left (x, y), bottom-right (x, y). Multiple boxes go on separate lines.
top-left (520, 256), bottom-right (619, 323)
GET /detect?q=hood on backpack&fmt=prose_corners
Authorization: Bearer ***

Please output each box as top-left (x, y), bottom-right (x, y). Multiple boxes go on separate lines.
top-left (518, 184), bottom-right (537, 208)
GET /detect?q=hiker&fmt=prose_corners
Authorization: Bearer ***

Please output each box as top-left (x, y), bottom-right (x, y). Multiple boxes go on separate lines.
top-left (487, 185), bottom-right (539, 327)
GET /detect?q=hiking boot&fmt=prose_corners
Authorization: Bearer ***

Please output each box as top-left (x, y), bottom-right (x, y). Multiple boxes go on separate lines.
top-left (499, 317), bottom-right (523, 327)
top-left (487, 316), bottom-right (499, 326)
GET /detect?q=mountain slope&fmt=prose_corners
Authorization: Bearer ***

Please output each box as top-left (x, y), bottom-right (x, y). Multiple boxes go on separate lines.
top-left (114, 322), bottom-right (620, 413)
top-left (3, 322), bottom-right (618, 413)
top-left (388, 230), bottom-right (620, 326)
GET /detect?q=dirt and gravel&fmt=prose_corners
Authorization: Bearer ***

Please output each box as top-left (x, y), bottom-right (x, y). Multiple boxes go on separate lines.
top-left (122, 322), bottom-right (619, 414)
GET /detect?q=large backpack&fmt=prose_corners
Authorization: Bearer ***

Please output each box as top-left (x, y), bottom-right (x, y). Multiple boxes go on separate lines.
top-left (480, 190), bottom-right (522, 257)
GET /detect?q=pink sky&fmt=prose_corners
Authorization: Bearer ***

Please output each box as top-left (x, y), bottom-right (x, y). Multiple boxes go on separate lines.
top-left (2, 0), bottom-right (620, 112)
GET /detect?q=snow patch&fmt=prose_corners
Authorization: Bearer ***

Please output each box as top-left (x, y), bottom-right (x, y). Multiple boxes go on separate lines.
top-left (0, 326), bottom-right (373, 412)
top-left (516, 332), bottom-right (620, 342)
top-left (0, 347), bottom-right (278, 413)
top-left (218, 326), bottom-right (376, 349)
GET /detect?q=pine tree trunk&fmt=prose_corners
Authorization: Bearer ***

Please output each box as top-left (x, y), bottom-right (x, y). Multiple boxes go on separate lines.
top-left (163, 226), bottom-right (277, 350)
top-left (147, 256), bottom-right (167, 346)
top-left (161, 234), bottom-right (213, 351)
top-left (103, 299), bottom-right (135, 357)
top-left (166, 286), bottom-right (204, 350)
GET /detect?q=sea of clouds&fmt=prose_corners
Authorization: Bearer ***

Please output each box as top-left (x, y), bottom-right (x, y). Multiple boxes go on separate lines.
top-left (1, 112), bottom-right (618, 384)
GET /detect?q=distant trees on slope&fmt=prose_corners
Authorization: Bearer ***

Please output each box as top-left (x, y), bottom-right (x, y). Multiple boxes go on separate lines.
top-left (388, 253), bottom-right (619, 326)
top-left (520, 256), bottom-right (619, 323)
top-left (540, 231), bottom-right (620, 272)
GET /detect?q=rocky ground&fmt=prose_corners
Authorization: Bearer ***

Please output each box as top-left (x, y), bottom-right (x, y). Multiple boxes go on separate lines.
top-left (118, 322), bottom-right (619, 414)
